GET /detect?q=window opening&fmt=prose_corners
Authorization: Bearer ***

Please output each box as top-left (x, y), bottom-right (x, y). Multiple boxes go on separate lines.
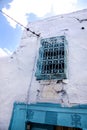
top-left (35, 36), bottom-right (67, 80)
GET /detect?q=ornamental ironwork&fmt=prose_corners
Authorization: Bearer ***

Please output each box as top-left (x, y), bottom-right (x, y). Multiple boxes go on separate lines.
top-left (35, 36), bottom-right (67, 80)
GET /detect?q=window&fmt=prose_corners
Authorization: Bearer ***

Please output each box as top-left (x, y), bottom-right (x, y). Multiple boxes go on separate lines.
top-left (35, 36), bottom-right (67, 80)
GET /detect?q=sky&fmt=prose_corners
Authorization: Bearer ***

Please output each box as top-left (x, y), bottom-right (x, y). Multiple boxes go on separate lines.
top-left (0, 0), bottom-right (87, 53)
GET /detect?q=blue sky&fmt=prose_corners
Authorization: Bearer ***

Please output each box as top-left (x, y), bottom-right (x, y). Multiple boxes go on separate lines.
top-left (0, 0), bottom-right (87, 52)
top-left (0, 0), bottom-right (21, 52)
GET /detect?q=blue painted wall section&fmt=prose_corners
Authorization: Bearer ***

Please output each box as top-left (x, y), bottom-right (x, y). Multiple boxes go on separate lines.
top-left (9, 103), bottom-right (87, 130)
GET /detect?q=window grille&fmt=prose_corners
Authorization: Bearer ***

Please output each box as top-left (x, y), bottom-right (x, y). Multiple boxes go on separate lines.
top-left (35, 36), bottom-right (67, 80)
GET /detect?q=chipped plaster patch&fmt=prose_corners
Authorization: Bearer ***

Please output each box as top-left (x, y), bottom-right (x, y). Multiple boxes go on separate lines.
top-left (39, 83), bottom-right (64, 100)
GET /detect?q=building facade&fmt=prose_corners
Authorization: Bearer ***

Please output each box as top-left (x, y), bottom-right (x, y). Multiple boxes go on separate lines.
top-left (0, 9), bottom-right (87, 130)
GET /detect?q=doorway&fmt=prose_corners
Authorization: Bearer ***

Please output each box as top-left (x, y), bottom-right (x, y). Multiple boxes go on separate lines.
top-left (26, 122), bottom-right (82, 130)
top-left (26, 122), bottom-right (54, 130)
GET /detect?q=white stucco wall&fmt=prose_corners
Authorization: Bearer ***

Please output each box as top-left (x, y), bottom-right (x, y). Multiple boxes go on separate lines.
top-left (0, 9), bottom-right (87, 129)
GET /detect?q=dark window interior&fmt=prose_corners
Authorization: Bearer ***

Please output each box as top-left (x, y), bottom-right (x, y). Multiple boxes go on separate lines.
top-left (41, 40), bottom-right (65, 74)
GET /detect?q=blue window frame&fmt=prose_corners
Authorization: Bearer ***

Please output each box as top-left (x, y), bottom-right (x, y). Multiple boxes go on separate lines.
top-left (35, 36), bottom-right (67, 80)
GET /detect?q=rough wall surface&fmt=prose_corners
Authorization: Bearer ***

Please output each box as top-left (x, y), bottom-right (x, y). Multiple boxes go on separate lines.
top-left (0, 9), bottom-right (87, 129)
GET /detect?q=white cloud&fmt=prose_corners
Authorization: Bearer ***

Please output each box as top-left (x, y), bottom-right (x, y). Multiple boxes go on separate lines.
top-left (2, 0), bottom-right (78, 28)
top-left (52, 0), bottom-right (78, 14)
top-left (0, 48), bottom-right (10, 57)
top-left (3, 48), bottom-right (12, 55)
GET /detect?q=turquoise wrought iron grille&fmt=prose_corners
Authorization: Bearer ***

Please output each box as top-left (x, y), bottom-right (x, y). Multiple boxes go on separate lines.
top-left (35, 36), bottom-right (67, 80)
